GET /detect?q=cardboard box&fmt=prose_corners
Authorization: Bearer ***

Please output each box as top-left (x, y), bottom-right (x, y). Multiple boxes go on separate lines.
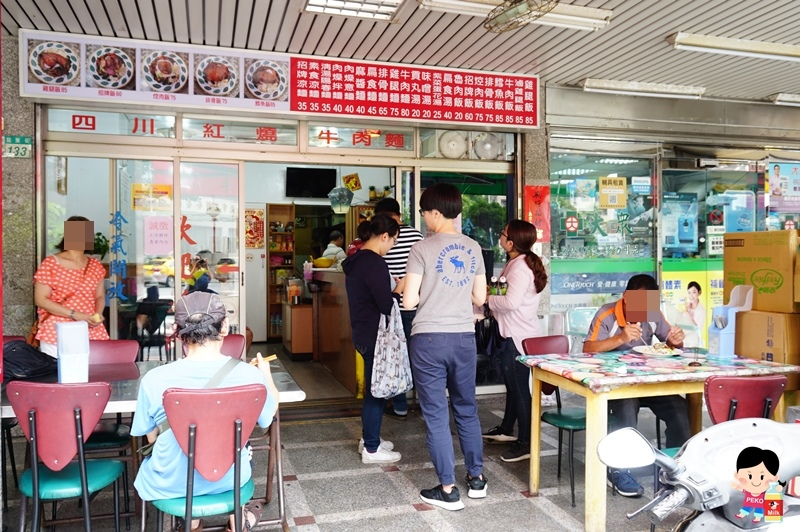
top-left (724, 230), bottom-right (800, 313)
top-left (735, 310), bottom-right (800, 365)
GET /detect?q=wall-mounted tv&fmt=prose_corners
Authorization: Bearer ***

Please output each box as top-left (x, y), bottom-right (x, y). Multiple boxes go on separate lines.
top-left (285, 167), bottom-right (337, 198)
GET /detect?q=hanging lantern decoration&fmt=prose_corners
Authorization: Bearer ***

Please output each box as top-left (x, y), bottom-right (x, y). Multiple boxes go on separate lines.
top-left (328, 187), bottom-right (354, 214)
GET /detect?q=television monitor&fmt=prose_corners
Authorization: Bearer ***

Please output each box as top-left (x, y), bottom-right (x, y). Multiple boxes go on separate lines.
top-left (285, 167), bottom-right (337, 198)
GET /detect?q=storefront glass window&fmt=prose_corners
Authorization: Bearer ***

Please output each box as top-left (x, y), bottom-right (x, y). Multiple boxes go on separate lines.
top-left (182, 117), bottom-right (297, 145)
top-left (660, 161), bottom-right (762, 349)
top-left (48, 108), bottom-right (175, 138)
top-left (179, 162), bottom-right (241, 332)
top-left (549, 153), bottom-right (656, 315)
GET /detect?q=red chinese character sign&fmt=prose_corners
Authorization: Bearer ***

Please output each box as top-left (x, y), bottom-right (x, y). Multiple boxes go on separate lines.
top-left (291, 58), bottom-right (538, 128)
top-left (523, 185), bottom-right (551, 242)
top-left (21, 30), bottom-right (539, 130)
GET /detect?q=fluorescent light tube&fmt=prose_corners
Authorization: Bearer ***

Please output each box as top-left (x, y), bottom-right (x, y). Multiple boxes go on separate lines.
top-left (580, 79), bottom-right (706, 99)
top-left (770, 93), bottom-right (800, 107)
top-left (668, 32), bottom-right (800, 62)
top-left (417, 0), bottom-right (612, 31)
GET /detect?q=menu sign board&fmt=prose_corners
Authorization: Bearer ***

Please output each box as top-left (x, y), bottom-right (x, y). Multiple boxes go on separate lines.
top-left (20, 30), bottom-right (539, 130)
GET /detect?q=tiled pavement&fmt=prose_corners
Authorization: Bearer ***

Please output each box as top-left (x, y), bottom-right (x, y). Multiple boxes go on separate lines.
top-left (0, 391), bottom-right (697, 531)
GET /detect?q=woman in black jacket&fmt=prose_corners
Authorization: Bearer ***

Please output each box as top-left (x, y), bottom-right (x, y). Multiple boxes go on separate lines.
top-left (342, 213), bottom-right (404, 464)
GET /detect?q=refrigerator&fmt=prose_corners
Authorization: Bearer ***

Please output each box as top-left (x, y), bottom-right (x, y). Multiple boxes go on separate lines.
top-left (245, 204), bottom-right (268, 342)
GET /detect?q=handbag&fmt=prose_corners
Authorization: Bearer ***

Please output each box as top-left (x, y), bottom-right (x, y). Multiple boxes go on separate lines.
top-left (27, 259), bottom-right (92, 348)
top-left (371, 299), bottom-right (413, 399)
top-left (2, 340), bottom-right (59, 381)
top-left (475, 304), bottom-right (507, 357)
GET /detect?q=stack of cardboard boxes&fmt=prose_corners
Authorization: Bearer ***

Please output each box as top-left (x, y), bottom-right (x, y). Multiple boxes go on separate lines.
top-left (724, 231), bottom-right (800, 379)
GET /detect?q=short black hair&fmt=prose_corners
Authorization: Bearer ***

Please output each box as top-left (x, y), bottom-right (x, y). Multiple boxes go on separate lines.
top-left (626, 274), bottom-right (659, 291)
top-left (737, 446), bottom-right (780, 475)
top-left (374, 197), bottom-right (401, 216)
top-left (419, 183), bottom-right (462, 219)
top-left (687, 281), bottom-right (701, 293)
top-left (366, 213), bottom-right (399, 239)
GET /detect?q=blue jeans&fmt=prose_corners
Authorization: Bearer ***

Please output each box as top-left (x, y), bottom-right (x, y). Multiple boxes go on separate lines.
top-left (410, 332), bottom-right (483, 485)
top-left (388, 310), bottom-right (416, 414)
top-left (355, 343), bottom-right (387, 453)
top-left (498, 339), bottom-right (530, 444)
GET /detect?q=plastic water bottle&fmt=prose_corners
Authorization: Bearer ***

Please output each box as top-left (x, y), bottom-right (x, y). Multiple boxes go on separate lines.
top-left (499, 276), bottom-right (508, 295)
top-left (490, 276), bottom-right (499, 295)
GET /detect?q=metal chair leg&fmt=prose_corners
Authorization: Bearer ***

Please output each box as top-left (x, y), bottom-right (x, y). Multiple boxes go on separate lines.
top-left (113, 479), bottom-right (120, 532)
top-left (19, 494), bottom-right (28, 532)
top-left (556, 428), bottom-right (563, 478)
top-left (568, 429), bottom-right (576, 508)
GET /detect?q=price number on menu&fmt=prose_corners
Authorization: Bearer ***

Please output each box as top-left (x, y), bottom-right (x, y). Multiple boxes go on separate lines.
top-left (3, 136), bottom-right (33, 158)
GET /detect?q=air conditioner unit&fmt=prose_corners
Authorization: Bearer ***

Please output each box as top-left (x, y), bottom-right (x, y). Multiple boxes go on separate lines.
top-left (471, 132), bottom-right (505, 160)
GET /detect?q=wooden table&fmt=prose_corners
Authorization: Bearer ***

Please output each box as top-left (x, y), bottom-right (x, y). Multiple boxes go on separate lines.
top-left (1, 360), bottom-right (306, 531)
top-left (519, 351), bottom-right (800, 532)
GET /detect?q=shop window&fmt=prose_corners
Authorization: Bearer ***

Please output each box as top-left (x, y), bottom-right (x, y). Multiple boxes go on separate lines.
top-left (419, 129), bottom-right (514, 161)
top-left (182, 116), bottom-right (297, 145)
top-left (47, 109), bottom-right (175, 138)
top-left (549, 153), bottom-right (656, 314)
top-left (308, 123), bottom-right (414, 151)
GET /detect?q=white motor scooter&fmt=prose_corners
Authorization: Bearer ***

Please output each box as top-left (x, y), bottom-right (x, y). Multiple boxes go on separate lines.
top-left (596, 419), bottom-right (800, 531)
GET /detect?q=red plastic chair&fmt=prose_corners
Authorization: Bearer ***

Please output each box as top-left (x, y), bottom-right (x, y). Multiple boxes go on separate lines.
top-left (221, 334), bottom-right (247, 360)
top-left (704, 375), bottom-right (788, 424)
top-left (522, 335), bottom-right (586, 507)
top-left (146, 384), bottom-right (268, 532)
top-left (7, 381), bottom-right (125, 532)
top-left (88, 339), bottom-right (140, 364)
top-left (85, 339), bottom-right (141, 522)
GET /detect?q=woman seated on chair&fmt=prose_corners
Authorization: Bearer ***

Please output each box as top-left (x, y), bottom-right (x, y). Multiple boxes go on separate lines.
top-left (131, 291), bottom-right (279, 531)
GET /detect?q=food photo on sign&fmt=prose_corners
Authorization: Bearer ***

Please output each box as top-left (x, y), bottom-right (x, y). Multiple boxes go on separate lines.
top-left (194, 54), bottom-right (239, 97)
top-left (244, 58), bottom-right (289, 101)
top-left (86, 45), bottom-right (136, 90)
top-left (140, 50), bottom-right (189, 94)
top-left (28, 39), bottom-right (81, 87)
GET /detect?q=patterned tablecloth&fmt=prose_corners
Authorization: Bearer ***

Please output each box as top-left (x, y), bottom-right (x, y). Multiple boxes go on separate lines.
top-left (517, 351), bottom-right (800, 394)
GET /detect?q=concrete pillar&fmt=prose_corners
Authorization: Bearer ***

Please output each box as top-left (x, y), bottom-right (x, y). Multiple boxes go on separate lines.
top-left (2, 36), bottom-right (37, 335)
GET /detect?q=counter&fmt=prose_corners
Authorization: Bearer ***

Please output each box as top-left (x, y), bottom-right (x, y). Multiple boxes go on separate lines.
top-left (311, 270), bottom-right (357, 395)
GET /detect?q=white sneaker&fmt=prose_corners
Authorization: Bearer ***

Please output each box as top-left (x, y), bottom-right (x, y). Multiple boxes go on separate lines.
top-left (541, 393), bottom-right (558, 407)
top-left (361, 447), bottom-right (401, 464)
top-left (357, 438), bottom-right (394, 454)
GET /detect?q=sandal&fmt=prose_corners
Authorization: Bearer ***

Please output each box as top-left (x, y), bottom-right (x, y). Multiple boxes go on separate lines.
top-left (226, 501), bottom-right (264, 532)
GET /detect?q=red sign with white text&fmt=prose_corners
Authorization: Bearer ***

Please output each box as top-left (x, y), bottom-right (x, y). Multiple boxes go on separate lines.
top-left (290, 57), bottom-right (538, 128)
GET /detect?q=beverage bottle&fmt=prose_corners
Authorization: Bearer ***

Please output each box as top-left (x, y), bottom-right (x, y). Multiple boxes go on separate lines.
top-left (765, 481), bottom-right (783, 522)
top-left (490, 276), bottom-right (498, 295)
top-left (499, 276), bottom-right (508, 295)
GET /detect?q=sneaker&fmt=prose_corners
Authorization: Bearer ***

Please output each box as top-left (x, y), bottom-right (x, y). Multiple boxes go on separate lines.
top-left (541, 393), bottom-right (558, 407)
top-left (361, 446), bottom-right (401, 464)
top-left (465, 474), bottom-right (487, 499)
top-left (482, 426), bottom-right (516, 443)
top-left (607, 469), bottom-right (644, 498)
top-left (383, 404), bottom-right (408, 420)
top-left (357, 438), bottom-right (394, 454)
top-left (500, 441), bottom-right (531, 463)
top-left (419, 485), bottom-right (465, 511)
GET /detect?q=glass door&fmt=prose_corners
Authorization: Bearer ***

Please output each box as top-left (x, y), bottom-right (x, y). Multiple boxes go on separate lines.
top-left (179, 161), bottom-right (242, 333)
top-left (112, 160), bottom-right (175, 348)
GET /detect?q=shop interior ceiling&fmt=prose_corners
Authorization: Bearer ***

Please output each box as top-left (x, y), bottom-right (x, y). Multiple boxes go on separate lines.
top-left (4, 1), bottom-right (800, 104)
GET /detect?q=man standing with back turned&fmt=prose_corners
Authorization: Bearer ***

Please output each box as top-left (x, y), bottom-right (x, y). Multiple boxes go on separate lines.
top-left (374, 197), bottom-right (424, 419)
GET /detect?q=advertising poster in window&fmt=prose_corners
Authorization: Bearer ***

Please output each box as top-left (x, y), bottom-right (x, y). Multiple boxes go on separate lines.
top-left (767, 161), bottom-right (800, 229)
top-left (661, 272), bottom-right (709, 349)
top-left (571, 178), bottom-right (596, 212)
top-left (662, 192), bottom-right (698, 255)
top-left (598, 177), bottom-right (627, 209)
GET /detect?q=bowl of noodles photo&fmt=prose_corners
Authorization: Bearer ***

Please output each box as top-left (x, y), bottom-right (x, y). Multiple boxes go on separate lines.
top-left (88, 47), bottom-right (133, 89)
top-left (142, 51), bottom-right (188, 93)
top-left (29, 42), bottom-right (79, 85)
top-left (246, 60), bottom-right (287, 100)
top-left (196, 56), bottom-right (238, 96)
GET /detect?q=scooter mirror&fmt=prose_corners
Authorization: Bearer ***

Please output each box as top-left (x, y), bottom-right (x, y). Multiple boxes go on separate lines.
top-left (597, 428), bottom-right (656, 469)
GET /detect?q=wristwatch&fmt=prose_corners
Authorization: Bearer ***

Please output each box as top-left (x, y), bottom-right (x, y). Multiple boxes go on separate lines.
top-left (70, 309), bottom-right (76, 320)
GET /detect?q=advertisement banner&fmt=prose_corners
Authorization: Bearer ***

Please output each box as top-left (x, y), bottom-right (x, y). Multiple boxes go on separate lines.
top-left (598, 177), bottom-right (627, 209)
top-left (662, 192), bottom-right (698, 254)
top-left (550, 272), bottom-right (633, 295)
top-left (20, 30), bottom-right (539, 129)
top-left (132, 184), bottom-right (172, 211)
top-left (143, 216), bottom-right (173, 256)
top-left (661, 271), bottom-right (710, 348)
top-left (523, 185), bottom-right (551, 242)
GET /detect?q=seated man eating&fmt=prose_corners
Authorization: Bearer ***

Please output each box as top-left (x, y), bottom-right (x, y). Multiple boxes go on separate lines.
top-left (583, 274), bottom-right (690, 498)
top-left (132, 291), bottom-right (279, 531)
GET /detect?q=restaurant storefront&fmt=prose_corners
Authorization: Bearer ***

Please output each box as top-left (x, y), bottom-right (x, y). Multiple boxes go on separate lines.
top-left (18, 29), bottom-right (532, 401)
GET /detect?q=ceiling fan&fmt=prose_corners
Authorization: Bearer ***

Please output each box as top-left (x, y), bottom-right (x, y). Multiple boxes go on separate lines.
top-left (485, 0), bottom-right (560, 33)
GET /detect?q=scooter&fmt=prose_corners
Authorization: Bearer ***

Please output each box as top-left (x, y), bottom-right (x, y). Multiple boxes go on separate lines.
top-left (596, 419), bottom-right (800, 531)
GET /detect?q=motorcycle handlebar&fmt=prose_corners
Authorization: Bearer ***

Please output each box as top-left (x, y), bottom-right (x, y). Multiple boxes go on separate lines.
top-left (648, 487), bottom-right (689, 524)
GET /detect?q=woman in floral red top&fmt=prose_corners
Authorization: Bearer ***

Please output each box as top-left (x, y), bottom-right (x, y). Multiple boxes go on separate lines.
top-left (34, 216), bottom-right (109, 357)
